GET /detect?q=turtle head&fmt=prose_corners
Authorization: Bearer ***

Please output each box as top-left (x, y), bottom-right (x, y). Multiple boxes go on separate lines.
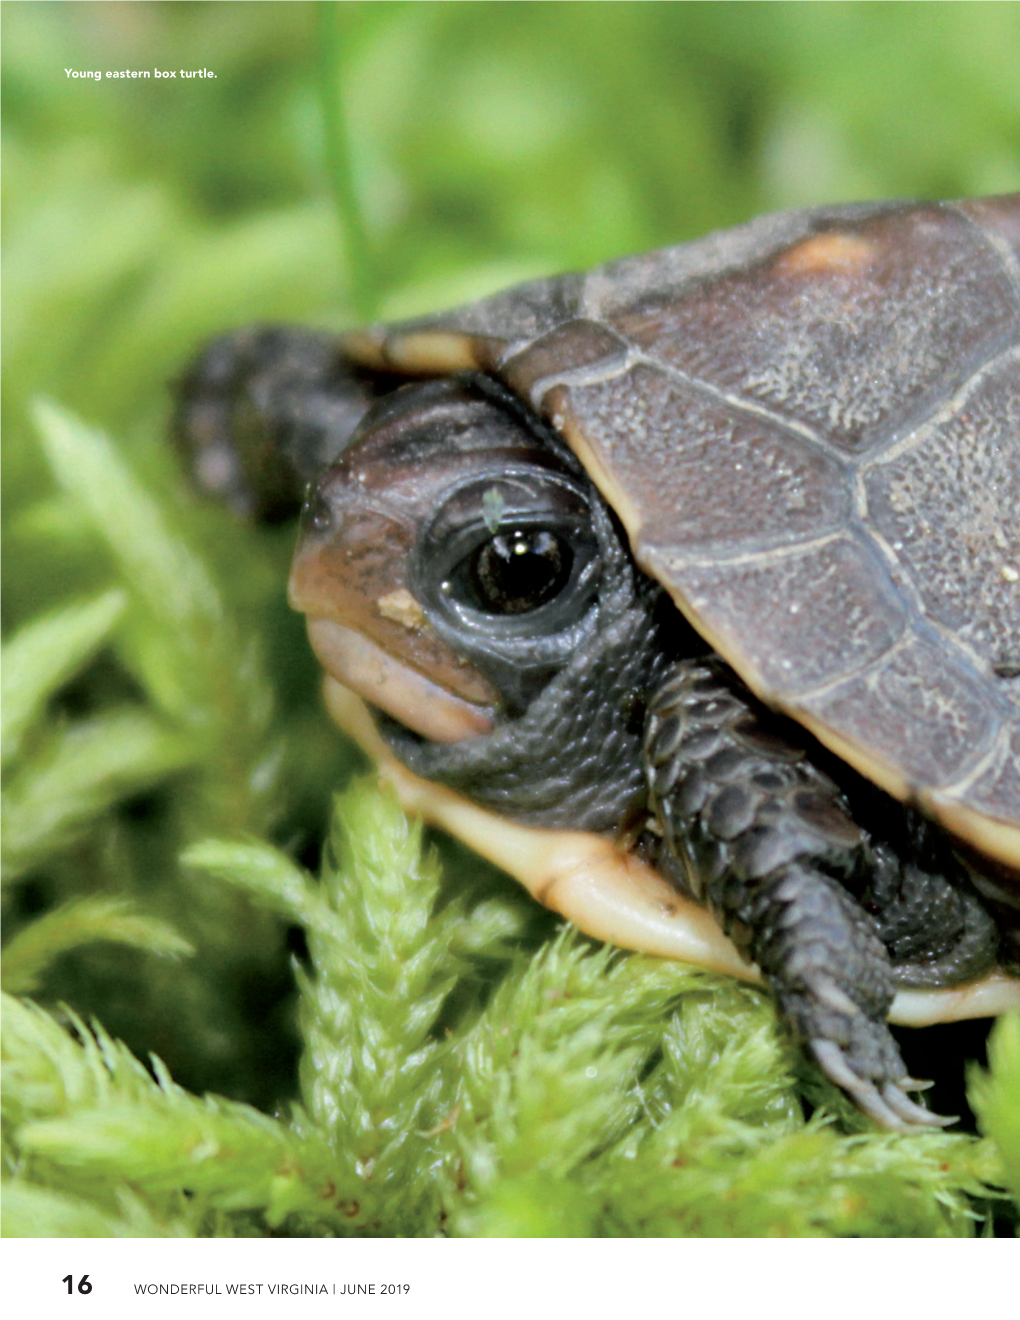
top-left (289, 375), bottom-right (609, 745)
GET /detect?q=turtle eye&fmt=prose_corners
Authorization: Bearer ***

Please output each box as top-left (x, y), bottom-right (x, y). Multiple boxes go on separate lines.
top-left (466, 528), bottom-right (573, 615)
top-left (415, 470), bottom-right (600, 637)
top-left (413, 468), bottom-right (604, 712)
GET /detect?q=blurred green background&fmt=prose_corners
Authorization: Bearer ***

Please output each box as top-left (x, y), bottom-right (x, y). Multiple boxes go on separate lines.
top-left (6, 1), bottom-right (1020, 440)
top-left (3, 0), bottom-right (1020, 1116)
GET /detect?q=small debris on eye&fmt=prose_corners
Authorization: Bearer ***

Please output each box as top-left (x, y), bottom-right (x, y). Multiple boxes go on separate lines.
top-left (377, 588), bottom-right (426, 630)
top-left (301, 490), bottom-right (334, 534)
top-left (482, 486), bottom-right (505, 534)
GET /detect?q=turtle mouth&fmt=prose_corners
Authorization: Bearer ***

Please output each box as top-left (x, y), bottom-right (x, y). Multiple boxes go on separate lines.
top-left (305, 617), bottom-right (496, 744)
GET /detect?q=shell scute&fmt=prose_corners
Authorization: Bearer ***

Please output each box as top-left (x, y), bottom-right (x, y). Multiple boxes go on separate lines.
top-left (958, 196), bottom-right (1020, 286)
top-left (800, 632), bottom-right (1000, 795)
top-left (653, 536), bottom-right (907, 700)
top-left (606, 205), bottom-right (1019, 458)
top-left (554, 364), bottom-right (850, 556)
top-left (501, 318), bottom-right (629, 399)
top-left (580, 203), bottom-right (894, 319)
top-left (963, 729), bottom-right (1020, 853)
top-left (863, 347), bottom-right (1020, 684)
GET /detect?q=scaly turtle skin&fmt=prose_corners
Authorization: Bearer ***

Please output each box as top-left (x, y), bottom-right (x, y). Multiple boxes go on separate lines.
top-left (176, 197), bottom-right (1020, 1129)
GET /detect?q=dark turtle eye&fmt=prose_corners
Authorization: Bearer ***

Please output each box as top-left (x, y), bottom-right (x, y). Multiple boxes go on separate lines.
top-left (415, 469), bottom-right (601, 639)
top-left (413, 466), bottom-right (605, 712)
top-left (468, 528), bottom-right (573, 615)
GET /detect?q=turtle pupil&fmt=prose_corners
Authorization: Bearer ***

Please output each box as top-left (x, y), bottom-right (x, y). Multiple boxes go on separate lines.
top-left (470, 529), bottom-right (572, 614)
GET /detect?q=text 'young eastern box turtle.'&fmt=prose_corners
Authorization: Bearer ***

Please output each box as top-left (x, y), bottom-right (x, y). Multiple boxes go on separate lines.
top-left (177, 197), bottom-right (1020, 1129)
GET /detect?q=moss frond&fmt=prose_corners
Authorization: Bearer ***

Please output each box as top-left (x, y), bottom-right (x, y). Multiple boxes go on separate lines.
top-left (969, 1014), bottom-right (1020, 1210)
top-left (1, 590), bottom-right (126, 769)
top-left (0, 1182), bottom-right (187, 1239)
top-left (1, 898), bottom-right (193, 996)
top-left (2, 993), bottom-right (337, 1228)
top-left (31, 402), bottom-right (281, 833)
top-left (2, 710), bottom-right (192, 882)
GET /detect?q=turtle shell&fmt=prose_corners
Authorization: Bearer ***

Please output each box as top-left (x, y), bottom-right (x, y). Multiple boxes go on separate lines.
top-left (344, 197), bottom-right (1020, 877)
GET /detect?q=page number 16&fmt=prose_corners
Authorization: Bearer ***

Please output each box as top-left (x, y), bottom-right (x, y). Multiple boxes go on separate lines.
top-left (62, 1276), bottom-right (92, 1295)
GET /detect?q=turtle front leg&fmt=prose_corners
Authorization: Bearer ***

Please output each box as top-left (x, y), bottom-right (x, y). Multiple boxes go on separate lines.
top-left (174, 326), bottom-right (390, 522)
top-left (644, 657), bottom-right (952, 1130)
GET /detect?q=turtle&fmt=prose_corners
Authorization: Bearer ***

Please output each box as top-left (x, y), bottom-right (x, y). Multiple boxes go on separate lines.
top-left (176, 196), bottom-right (1020, 1130)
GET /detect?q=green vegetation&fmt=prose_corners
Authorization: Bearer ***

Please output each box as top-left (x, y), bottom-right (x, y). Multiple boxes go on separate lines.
top-left (3, 1), bottom-right (1019, 1237)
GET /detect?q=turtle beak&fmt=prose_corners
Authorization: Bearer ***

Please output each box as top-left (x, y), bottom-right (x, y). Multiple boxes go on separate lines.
top-left (301, 617), bottom-right (496, 743)
top-left (288, 464), bottom-right (499, 744)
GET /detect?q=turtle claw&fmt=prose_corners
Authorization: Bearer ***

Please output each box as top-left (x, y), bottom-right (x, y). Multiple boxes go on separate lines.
top-left (810, 1039), bottom-right (954, 1131)
top-left (880, 1081), bottom-right (956, 1129)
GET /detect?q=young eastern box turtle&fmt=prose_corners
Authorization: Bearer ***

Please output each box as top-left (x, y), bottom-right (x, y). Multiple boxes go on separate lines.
top-left (177, 197), bottom-right (1020, 1129)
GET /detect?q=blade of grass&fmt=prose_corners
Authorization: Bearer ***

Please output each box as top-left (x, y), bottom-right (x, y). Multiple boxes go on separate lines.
top-left (315, 0), bottom-right (377, 321)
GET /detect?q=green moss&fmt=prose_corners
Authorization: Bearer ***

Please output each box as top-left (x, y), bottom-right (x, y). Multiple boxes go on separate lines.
top-left (4, 784), bottom-right (1012, 1237)
top-left (970, 1015), bottom-right (1020, 1208)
